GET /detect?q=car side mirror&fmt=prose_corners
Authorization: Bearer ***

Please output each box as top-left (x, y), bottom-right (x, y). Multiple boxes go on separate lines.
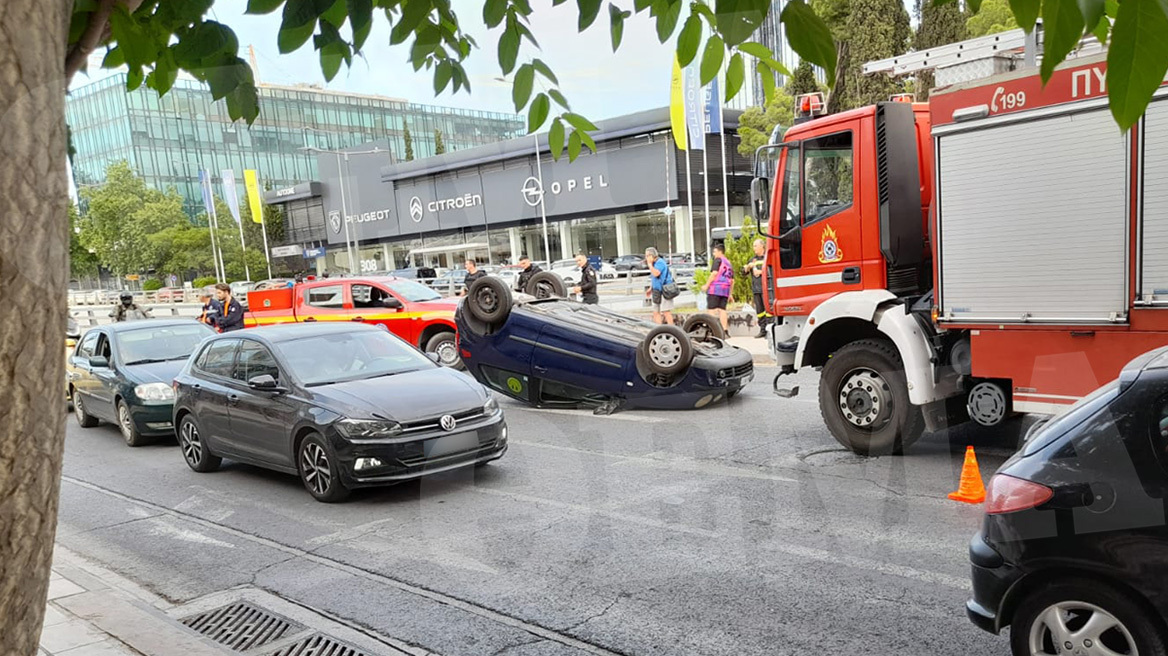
top-left (383, 297), bottom-right (403, 309)
top-left (88, 356), bottom-right (109, 368)
top-left (425, 352), bottom-right (441, 364)
top-left (248, 374), bottom-right (284, 392)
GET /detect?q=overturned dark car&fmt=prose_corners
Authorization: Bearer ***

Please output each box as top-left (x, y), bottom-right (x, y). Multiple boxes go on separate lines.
top-left (455, 275), bottom-right (754, 413)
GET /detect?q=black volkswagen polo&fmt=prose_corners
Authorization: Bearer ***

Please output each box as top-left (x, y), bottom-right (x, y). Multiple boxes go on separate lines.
top-left (172, 323), bottom-right (507, 502)
top-left (967, 346), bottom-right (1168, 656)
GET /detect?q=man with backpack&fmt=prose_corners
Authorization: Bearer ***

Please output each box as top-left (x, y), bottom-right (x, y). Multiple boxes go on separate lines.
top-left (701, 242), bottom-right (733, 334)
top-left (644, 247), bottom-right (676, 325)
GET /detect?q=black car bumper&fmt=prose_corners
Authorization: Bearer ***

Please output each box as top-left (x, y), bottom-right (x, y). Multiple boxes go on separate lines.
top-left (967, 531), bottom-right (1018, 635)
top-left (332, 416), bottom-right (507, 487)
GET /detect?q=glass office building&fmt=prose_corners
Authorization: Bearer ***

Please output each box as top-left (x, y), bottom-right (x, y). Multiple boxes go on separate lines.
top-left (66, 73), bottom-right (526, 216)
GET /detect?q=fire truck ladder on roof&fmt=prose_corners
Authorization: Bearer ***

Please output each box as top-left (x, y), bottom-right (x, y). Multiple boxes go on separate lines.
top-left (862, 27), bottom-right (1040, 77)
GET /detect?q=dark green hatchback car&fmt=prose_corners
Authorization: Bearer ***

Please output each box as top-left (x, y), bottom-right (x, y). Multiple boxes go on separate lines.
top-left (68, 319), bottom-right (216, 445)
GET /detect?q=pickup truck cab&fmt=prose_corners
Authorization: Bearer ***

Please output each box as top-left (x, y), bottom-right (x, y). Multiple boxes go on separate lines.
top-left (245, 277), bottom-right (462, 368)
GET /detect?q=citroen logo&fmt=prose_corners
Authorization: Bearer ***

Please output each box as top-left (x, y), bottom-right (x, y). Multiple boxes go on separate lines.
top-left (439, 414), bottom-right (457, 432)
top-left (327, 210), bottom-right (341, 234)
top-left (409, 196), bottom-right (424, 222)
top-left (521, 176), bottom-right (543, 207)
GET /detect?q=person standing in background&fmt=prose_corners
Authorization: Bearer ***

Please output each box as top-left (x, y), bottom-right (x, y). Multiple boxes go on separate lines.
top-left (745, 239), bottom-right (771, 338)
top-left (197, 288), bottom-right (222, 329)
top-left (214, 283), bottom-right (244, 332)
top-left (702, 243), bottom-right (733, 333)
top-left (572, 253), bottom-right (599, 304)
top-left (644, 247), bottom-right (674, 325)
top-left (516, 255), bottom-right (543, 292)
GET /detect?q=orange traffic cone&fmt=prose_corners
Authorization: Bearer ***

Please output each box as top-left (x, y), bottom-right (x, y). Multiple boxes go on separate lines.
top-left (948, 446), bottom-right (986, 504)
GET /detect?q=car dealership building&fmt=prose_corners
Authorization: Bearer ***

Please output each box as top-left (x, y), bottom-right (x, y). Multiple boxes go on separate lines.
top-left (264, 107), bottom-right (750, 274)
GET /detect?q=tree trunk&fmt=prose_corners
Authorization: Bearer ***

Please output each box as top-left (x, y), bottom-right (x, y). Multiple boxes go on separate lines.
top-left (0, 0), bottom-right (71, 653)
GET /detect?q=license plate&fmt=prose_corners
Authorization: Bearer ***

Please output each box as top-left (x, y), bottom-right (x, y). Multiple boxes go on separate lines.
top-left (424, 432), bottom-right (477, 458)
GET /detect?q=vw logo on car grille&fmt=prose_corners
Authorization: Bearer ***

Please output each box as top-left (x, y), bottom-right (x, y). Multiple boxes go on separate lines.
top-left (439, 414), bottom-right (457, 432)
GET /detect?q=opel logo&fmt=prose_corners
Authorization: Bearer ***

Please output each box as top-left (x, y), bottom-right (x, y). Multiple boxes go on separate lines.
top-left (439, 414), bottom-right (457, 432)
top-left (327, 210), bottom-right (342, 234)
top-left (521, 176), bottom-right (543, 207)
top-left (409, 196), bottom-right (424, 222)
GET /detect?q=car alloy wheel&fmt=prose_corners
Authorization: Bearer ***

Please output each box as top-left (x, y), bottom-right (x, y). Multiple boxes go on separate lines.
top-left (117, 401), bottom-right (146, 446)
top-left (838, 368), bottom-right (893, 431)
top-left (436, 340), bottom-right (459, 367)
top-left (73, 392), bottom-right (98, 428)
top-left (301, 442), bottom-right (332, 497)
top-left (180, 420), bottom-right (202, 466)
top-left (648, 332), bottom-right (683, 369)
top-left (1027, 601), bottom-right (1138, 656)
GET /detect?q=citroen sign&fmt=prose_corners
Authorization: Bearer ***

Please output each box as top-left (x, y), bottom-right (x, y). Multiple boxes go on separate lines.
top-left (409, 196), bottom-right (424, 223)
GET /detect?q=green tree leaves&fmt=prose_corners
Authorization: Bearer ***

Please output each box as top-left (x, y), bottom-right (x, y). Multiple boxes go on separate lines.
top-left (677, 15), bottom-right (703, 67)
top-left (1108, 0), bottom-right (1168, 130)
top-left (1040, 0), bottom-right (1085, 82)
top-left (780, 0), bottom-right (838, 84)
top-left (1008, 0), bottom-right (1041, 32)
top-left (714, 0), bottom-right (769, 46)
top-left (700, 35), bottom-right (724, 85)
top-left (513, 63), bottom-right (535, 110)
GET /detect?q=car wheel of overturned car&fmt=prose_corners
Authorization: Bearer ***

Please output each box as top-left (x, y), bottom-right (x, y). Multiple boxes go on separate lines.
top-left (298, 432), bottom-right (351, 503)
top-left (466, 276), bottom-right (513, 327)
top-left (818, 339), bottom-right (924, 456)
top-left (73, 390), bottom-right (99, 428)
top-left (638, 325), bottom-right (694, 376)
top-left (1009, 579), bottom-right (1168, 656)
top-left (682, 313), bottom-right (726, 343)
top-left (179, 414), bottom-right (221, 472)
top-left (525, 271), bottom-right (567, 299)
top-left (426, 331), bottom-right (464, 370)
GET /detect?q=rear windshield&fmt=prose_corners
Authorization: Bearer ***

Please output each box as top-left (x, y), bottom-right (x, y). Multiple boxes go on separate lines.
top-left (1023, 380), bottom-right (1121, 456)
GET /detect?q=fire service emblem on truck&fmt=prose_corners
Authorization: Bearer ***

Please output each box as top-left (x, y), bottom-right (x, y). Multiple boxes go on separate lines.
top-left (819, 224), bottom-right (842, 264)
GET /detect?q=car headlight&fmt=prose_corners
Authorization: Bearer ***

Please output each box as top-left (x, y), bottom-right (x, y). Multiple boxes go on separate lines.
top-left (483, 396), bottom-right (500, 414)
top-left (335, 418), bottom-right (403, 440)
top-left (134, 382), bottom-right (174, 403)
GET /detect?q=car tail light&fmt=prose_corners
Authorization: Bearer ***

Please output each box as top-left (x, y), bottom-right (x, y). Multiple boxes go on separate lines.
top-left (985, 474), bottom-right (1053, 514)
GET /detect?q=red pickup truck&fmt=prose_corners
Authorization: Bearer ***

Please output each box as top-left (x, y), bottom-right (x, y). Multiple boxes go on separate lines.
top-left (245, 276), bottom-right (462, 367)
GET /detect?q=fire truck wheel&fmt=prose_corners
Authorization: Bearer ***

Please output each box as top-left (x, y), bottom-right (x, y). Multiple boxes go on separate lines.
top-left (525, 271), bottom-right (566, 299)
top-left (819, 339), bottom-right (924, 456)
top-left (466, 277), bottom-right (513, 327)
top-left (425, 332), bottom-right (464, 370)
top-left (682, 314), bottom-right (725, 343)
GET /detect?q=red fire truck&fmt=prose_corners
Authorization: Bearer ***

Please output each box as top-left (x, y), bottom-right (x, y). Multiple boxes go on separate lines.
top-left (754, 50), bottom-right (1168, 455)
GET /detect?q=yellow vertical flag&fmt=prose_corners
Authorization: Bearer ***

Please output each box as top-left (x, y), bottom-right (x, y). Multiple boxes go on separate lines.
top-left (670, 55), bottom-right (688, 151)
top-left (244, 169), bottom-right (264, 224)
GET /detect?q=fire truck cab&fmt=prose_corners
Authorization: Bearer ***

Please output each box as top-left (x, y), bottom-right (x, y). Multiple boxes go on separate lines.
top-left (753, 49), bottom-right (1168, 455)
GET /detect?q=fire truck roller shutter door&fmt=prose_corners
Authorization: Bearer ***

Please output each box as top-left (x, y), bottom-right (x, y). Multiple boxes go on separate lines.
top-left (1139, 98), bottom-right (1168, 304)
top-left (935, 105), bottom-right (1128, 324)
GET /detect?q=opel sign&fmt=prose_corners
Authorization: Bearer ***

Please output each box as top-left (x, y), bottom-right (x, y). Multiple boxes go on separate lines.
top-left (521, 176), bottom-right (544, 207)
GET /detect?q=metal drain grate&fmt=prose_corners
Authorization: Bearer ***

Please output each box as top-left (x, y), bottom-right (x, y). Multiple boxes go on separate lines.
top-left (181, 601), bottom-right (304, 651)
top-left (266, 634), bottom-right (370, 656)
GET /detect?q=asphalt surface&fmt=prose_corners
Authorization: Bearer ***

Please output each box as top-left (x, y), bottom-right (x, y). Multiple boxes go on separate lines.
top-left (57, 364), bottom-right (1029, 656)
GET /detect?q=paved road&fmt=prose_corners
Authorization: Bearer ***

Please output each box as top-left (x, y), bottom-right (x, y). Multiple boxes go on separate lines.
top-left (57, 365), bottom-right (1026, 656)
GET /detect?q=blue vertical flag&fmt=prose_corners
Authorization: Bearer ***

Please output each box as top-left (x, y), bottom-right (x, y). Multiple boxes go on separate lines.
top-left (705, 78), bottom-right (722, 134)
top-left (683, 64), bottom-right (706, 151)
top-left (221, 169), bottom-right (242, 223)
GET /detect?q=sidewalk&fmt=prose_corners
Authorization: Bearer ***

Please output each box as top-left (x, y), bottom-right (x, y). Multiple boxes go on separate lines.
top-left (40, 547), bottom-right (234, 656)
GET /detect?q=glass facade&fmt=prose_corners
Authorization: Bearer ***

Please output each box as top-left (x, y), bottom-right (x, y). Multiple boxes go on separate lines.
top-left (66, 74), bottom-right (525, 216)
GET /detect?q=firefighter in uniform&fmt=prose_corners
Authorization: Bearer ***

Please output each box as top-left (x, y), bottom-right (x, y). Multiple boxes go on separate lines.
top-left (745, 239), bottom-right (772, 338)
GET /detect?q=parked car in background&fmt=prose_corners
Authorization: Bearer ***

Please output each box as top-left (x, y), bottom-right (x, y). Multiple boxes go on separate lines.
top-left (597, 261), bottom-right (617, 280)
top-left (611, 254), bottom-right (649, 273)
top-left (430, 266), bottom-right (499, 295)
top-left (547, 259), bottom-right (581, 285)
top-left (966, 346), bottom-right (1168, 656)
top-left (172, 323), bottom-right (508, 502)
top-left (246, 276), bottom-right (463, 368)
top-left (253, 278), bottom-right (294, 291)
top-left (68, 319), bottom-right (216, 446)
top-left (154, 287), bottom-right (185, 302)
